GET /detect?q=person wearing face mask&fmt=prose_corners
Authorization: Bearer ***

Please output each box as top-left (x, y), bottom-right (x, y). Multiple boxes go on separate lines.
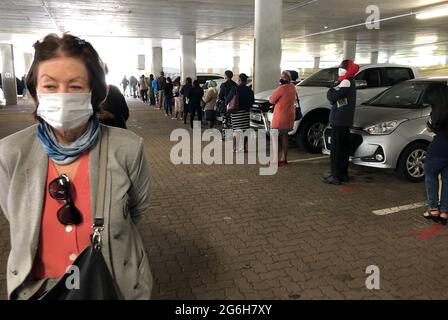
top-left (218, 70), bottom-right (237, 140)
top-left (226, 74), bottom-right (254, 152)
top-left (97, 64), bottom-right (130, 129)
top-left (324, 59), bottom-right (360, 185)
top-left (268, 71), bottom-right (297, 166)
top-left (0, 34), bottom-right (152, 300)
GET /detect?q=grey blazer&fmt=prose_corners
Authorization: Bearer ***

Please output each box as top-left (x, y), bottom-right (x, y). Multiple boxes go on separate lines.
top-left (0, 124), bottom-right (152, 300)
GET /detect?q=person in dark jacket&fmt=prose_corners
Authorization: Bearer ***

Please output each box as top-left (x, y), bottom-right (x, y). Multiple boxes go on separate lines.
top-left (324, 59), bottom-right (359, 185)
top-left (180, 77), bottom-right (193, 125)
top-left (226, 73), bottom-right (254, 152)
top-left (422, 83), bottom-right (448, 225)
top-left (188, 80), bottom-right (204, 129)
top-left (98, 65), bottom-right (130, 129)
top-left (98, 84), bottom-right (130, 129)
top-left (164, 77), bottom-right (174, 117)
top-left (148, 74), bottom-right (156, 106)
top-left (157, 71), bottom-right (167, 110)
top-left (219, 70), bottom-right (237, 140)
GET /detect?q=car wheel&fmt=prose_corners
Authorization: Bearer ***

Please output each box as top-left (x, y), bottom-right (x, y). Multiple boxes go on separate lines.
top-left (398, 143), bottom-right (427, 182)
top-left (296, 115), bottom-right (328, 154)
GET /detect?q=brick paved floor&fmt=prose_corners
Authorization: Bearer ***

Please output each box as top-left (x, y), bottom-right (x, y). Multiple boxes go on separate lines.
top-left (0, 98), bottom-right (447, 300)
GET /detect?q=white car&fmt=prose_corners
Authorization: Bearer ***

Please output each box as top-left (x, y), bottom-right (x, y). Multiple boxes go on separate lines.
top-left (197, 73), bottom-right (225, 86)
top-left (0, 88), bottom-right (5, 106)
top-left (250, 64), bottom-right (418, 153)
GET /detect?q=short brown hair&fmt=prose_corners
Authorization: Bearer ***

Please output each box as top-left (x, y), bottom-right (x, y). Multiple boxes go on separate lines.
top-left (26, 33), bottom-right (107, 115)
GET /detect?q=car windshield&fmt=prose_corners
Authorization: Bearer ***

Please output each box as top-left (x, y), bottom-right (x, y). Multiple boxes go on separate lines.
top-left (366, 82), bottom-right (428, 108)
top-left (299, 68), bottom-right (338, 87)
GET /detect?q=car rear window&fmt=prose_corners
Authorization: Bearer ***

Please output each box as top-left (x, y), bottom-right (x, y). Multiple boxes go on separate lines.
top-left (299, 68), bottom-right (338, 87)
top-left (367, 82), bottom-right (428, 108)
top-left (382, 68), bottom-right (414, 87)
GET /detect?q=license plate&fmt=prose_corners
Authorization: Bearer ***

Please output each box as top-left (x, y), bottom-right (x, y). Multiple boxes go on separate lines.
top-left (250, 113), bottom-right (262, 122)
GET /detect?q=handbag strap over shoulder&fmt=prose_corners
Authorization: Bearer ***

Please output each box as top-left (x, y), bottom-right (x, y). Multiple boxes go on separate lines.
top-left (92, 126), bottom-right (109, 251)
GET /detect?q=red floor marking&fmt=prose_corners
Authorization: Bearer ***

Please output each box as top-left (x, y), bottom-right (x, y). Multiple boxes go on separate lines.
top-left (409, 224), bottom-right (448, 241)
top-left (339, 184), bottom-right (365, 193)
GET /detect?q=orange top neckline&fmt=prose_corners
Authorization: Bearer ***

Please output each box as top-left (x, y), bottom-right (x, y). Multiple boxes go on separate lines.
top-left (32, 152), bottom-right (93, 280)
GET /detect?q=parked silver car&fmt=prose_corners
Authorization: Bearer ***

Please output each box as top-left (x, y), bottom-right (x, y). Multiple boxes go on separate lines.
top-left (323, 78), bottom-right (448, 182)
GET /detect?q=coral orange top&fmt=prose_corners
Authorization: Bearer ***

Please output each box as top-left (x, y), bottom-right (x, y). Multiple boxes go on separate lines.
top-left (32, 152), bottom-right (92, 280)
top-left (269, 83), bottom-right (297, 130)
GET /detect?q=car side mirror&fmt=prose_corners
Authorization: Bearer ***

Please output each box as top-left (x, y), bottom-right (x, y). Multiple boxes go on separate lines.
top-left (355, 80), bottom-right (368, 89)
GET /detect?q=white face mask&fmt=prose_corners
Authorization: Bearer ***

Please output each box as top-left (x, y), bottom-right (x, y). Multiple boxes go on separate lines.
top-left (338, 68), bottom-right (347, 77)
top-left (37, 93), bottom-right (93, 131)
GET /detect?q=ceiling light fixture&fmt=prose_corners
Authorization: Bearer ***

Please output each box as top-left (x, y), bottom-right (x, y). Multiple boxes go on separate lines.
top-left (416, 5), bottom-right (448, 20)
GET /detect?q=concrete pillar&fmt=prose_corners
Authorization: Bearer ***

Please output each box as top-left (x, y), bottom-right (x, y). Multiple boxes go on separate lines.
top-left (23, 52), bottom-right (33, 74)
top-left (0, 44), bottom-right (17, 106)
top-left (233, 56), bottom-right (241, 77)
top-left (254, 0), bottom-right (282, 94)
top-left (343, 40), bottom-right (357, 60)
top-left (137, 54), bottom-right (145, 71)
top-left (151, 47), bottom-right (163, 76)
top-left (180, 33), bottom-right (197, 82)
top-left (314, 57), bottom-right (321, 70)
top-left (371, 51), bottom-right (379, 64)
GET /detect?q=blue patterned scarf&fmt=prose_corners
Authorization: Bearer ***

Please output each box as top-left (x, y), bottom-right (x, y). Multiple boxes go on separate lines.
top-left (37, 117), bottom-right (100, 165)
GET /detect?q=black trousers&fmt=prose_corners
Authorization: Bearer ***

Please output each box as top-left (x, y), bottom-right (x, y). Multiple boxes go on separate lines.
top-left (149, 90), bottom-right (156, 105)
top-left (330, 126), bottom-right (351, 179)
top-left (140, 90), bottom-right (148, 103)
top-left (190, 105), bottom-right (202, 128)
top-left (183, 103), bottom-right (190, 124)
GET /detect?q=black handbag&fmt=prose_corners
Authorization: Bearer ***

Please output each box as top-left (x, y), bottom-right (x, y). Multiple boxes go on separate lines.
top-left (37, 127), bottom-right (120, 300)
top-left (217, 99), bottom-right (227, 114)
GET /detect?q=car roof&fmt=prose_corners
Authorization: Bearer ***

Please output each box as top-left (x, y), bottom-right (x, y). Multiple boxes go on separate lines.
top-left (197, 73), bottom-right (224, 77)
top-left (325, 63), bottom-right (415, 69)
top-left (358, 63), bottom-right (415, 69)
top-left (410, 76), bottom-right (448, 82)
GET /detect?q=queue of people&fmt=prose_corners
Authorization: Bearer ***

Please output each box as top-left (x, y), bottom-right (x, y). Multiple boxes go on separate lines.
top-left (139, 69), bottom-right (256, 155)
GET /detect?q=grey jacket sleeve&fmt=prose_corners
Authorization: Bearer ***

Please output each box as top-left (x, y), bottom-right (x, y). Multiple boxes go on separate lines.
top-left (128, 139), bottom-right (150, 223)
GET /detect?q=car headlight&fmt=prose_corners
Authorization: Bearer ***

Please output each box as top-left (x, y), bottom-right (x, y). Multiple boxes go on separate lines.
top-left (364, 119), bottom-right (408, 135)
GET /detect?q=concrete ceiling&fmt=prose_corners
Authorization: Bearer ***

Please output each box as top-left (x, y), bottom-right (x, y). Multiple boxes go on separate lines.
top-left (1, 0), bottom-right (448, 61)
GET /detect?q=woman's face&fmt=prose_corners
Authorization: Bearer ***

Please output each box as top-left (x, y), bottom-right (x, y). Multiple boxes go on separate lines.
top-left (36, 56), bottom-right (90, 94)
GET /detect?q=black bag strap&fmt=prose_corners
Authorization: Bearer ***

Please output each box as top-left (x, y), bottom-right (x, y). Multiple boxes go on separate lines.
top-left (296, 93), bottom-right (301, 108)
top-left (92, 126), bottom-right (109, 250)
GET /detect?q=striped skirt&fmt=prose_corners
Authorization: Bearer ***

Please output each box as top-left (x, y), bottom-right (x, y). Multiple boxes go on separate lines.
top-left (231, 110), bottom-right (251, 130)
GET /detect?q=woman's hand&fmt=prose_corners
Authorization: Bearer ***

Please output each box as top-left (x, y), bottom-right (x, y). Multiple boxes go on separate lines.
top-left (97, 111), bottom-right (115, 120)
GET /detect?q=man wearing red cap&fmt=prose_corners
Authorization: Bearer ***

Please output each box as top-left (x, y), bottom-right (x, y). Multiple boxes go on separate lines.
top-left (324, 59), bottom-right (360, 185)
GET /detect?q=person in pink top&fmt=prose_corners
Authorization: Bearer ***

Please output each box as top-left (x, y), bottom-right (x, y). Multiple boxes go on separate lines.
top-left (269, 71), bottom-right (297, 166)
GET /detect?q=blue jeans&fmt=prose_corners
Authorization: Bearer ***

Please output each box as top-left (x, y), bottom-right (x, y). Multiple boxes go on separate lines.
top-left (165, 96), bottom-right (173, 115)
top-left (425, 157), bottom-right (448, 212)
